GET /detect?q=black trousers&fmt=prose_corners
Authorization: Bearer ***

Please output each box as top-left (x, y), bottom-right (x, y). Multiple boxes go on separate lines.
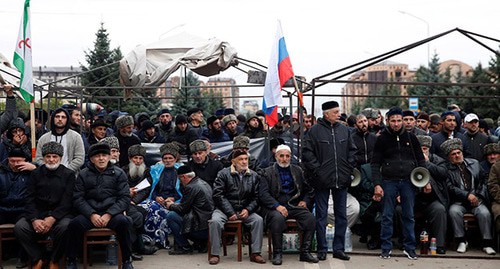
top-left (14, 217), bottom-right (71, 262)
top-left (66, 214), bottom-right (133, 262)
top-left (265, 207), bottom-right (315, 251)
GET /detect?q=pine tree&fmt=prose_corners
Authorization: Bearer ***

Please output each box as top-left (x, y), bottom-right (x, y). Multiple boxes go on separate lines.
top-left (171, 71), bottom-right (199, 116)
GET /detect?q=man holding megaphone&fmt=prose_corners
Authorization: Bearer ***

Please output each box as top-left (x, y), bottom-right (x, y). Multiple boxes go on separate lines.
top-left (371, 107), bottom-right (426, 260)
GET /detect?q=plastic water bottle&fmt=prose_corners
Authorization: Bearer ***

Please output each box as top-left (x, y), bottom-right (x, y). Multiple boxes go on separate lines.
top-left (419, 230), bottom-right (428, 255)
top-left (344, 227), bottom-right (353, 253)
top-left (106, 235), bottom-right (118, 265)
top-left (326, 224), bottom-right (334, 252)
top-left (430, 237), bottom-right (437, 255)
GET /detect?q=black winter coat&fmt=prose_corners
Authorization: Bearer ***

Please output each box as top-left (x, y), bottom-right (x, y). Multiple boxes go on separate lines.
top-left (371, 126), bottom-right (426, 186)
top-left (188, 157), bottom-right (224, 188)
top-left (446, 158), bottom-right (489, 206)
top-left (213, 166), bottom-right (260, 217)
top-left (169, 177), bottom-right (214, 234)
top-left (73, 163), bottom-right (130, 218)
top-left (302, 118), bottom-right (357, 189)
top-left (351, 130), bottom-right (377, 166)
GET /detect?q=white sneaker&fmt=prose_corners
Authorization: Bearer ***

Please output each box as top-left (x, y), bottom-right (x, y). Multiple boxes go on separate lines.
top-left (456, 242), bottom-right (468, 253)
top-left (483, 247), bottom-right (496, 255)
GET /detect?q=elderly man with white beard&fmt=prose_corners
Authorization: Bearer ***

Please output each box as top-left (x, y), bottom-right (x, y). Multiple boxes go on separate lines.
top-left (14, 142), bottom-right (75, 269)
top-left (259, 145), bottom-right (318, 265)
top-left (122, 144), bottom-right (153, 260)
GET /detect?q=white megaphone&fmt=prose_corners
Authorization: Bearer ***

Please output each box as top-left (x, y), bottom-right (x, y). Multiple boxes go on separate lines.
top-left (350, 168), bottom-right (361, 187)
top-left (410, 167), bottom-right (430, 188)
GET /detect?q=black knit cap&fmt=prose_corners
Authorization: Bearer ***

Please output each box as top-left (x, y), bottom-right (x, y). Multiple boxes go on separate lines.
top-left (322, 101), bottom-right (339, 111)
top-left (386, 107), bottom-right (403, 118)
top-left (207, 115), bottom-right (218, 126)
top-left (187, 108), bottom-right (203, 117)
top-left (402, 110), bottom-right (415, 118)
top-left (8, 148), bottom-right (27, 159)
top-left (157, 108), bottom-right (171, 117)
top-left (175, 115), bottom-right (188, 125)
top-left (176, 165), bottom-right (193, 175)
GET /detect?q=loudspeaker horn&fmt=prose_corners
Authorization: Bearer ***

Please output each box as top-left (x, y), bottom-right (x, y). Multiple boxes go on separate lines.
top-left (410, 167), bottom-right (430, 188)
top-left (350, 168), bottom-right (361, 187)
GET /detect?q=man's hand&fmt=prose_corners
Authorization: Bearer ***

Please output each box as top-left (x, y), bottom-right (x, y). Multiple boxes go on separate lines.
top-left (468, 193), bottom-right (479, 207)
top-left (229, 214), bottom-right (238, 221)
top-left (2, 84), bottom-right (14, 96)
top-left (32, 219), bottom-right (45, 234)
top-left (238, 209), bottom-right (249, 220)
top-left (41, 216), bottom-right (56, 233)
top-left (155, 196), bottom-right (165, 206)
top-left (423, 182), bottom-right (432, 194)
top-left (298, 201), bottom-right (307, 208)
top-left (130, 187), bottom-right (138, 197)
top-left (101, 213), bottom-right (112, 227)
top-left (90, 214), bottom-right (102, 227)
top-left (16, 161), bottom-right (37, 172)
top-left (373, 185), bottom-right (384, 202)
top-left (276, 205), bottom-right (288, 217)
top-left (12, 134), bottom-right (28, 145)
top-left (165, 200), bottom-right (174, 209)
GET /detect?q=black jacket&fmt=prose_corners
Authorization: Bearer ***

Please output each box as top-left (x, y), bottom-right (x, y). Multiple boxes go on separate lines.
top-left (25, 165), bottom-right (75, 221)
top-left (114, 132), bottom-right (141, 167)
top-left (351, 129), bottom-right (377, 167)
top-left (169, 177), bottom-right (214, 234)
top-left (0, 160), bottom-right (30, 214)
top-left (302, 118), bottom-right (357, 189)
top-left (371, 126), bottom-right (426, 186)
top-left (446, 158), bottom-right (489, 206)
top-left (188, 157), bottom-right (224, 188)
top-left (73, 163), bottom-right (130, 218)
top-left (213, 166), bottom-right (260, 217)
top-left (431, 130), bottom-right (470, 159)
top-left (416, 153), bottom-right (449, 208)
top-left (259, 163), bottom-right (313, 210)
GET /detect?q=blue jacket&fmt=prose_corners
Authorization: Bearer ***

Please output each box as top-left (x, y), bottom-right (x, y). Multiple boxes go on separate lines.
top-left (0, 159), bottom-right (31, 214)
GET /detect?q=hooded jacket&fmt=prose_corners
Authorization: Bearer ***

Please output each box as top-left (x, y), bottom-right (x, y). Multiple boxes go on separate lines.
top-left (0, 118), bottom-right (32, 162)
top-left (35, 108), bottom-right (85, 172)
top-left (302, 117), bottom-right (357, 189)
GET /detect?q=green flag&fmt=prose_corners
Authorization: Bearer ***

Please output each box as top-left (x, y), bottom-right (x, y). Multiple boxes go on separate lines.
top-left (13, 0), bottom-right (34, 103)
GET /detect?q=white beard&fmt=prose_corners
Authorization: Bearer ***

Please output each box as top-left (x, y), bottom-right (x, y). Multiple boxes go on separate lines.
top-left (110, 159), bottom-right (117, 165)
top-left (128, 162), bottom-right (146, 179)
top-left (276, 161), bottom-right (290, 168)
top-left (46, 162), bottom-right (61, 170)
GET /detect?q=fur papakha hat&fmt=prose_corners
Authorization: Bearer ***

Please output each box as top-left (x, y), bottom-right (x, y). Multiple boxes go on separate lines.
top-left (115, 115), bottom-right (134, 129)
top-left (416, 135), bottom-right (432, 148)
top-left (88, 143), bottom-right (110, 158)
top-left (189, 140), bottom-right (208, 153)
top-left (128, 144), bottom-right (146, 158)
top-left (42, 141), bottom-right (64, 157)
top-left (483, 143), bottom-right (500, 156)
top-left (100, 136), bottom-right (120, 150)
top-left (160, 142), bottom-right (180, 158)
top-left (440, 138), bottom-right (463, 157)
top-left (222, 114), bottom-right (237, 126)
top-left (233, 135), bottom-right (250, 149)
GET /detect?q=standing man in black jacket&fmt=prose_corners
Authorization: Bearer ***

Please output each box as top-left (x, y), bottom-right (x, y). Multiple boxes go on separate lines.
top-left (302, 101), bottom-right (357, 261)
top-left (65, 143), bottom-right (134, 269)
top-left (260, 145), bottom-right (318, 265)
top-left (371, 107), bottom-right (425, 260)
top-left (14, 142), bottom-right (74, 269)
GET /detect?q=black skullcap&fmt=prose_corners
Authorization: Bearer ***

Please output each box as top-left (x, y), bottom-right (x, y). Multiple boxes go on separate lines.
top-left (187, 108), bottom-right (203, 117)
top-left (175, 115), bottom-right (188, 125)
top-left (322, 101), bottom-right (339, 111)
top-left (402, 110), bottom-right (415, 118)
top-left (8, 148), bottom-right (27, 159)
top-left (88, 143), bottom-right (111, 158)
top-left (157, 108), bottom-right (171, 117)
top-left (176, 165), bottom-right (193, 175)
top-left (207, 115), bottom-right (218, 126)
top-left (386, 107), bottom-right (403, 118)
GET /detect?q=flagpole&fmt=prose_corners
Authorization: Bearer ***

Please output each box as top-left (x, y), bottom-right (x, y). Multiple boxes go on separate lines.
top-left (30, 100), bottom-right (36, 159)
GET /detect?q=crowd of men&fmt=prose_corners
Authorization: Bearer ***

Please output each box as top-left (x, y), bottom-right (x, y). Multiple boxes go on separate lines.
top-left (1, 83), bottom-right (500, 268)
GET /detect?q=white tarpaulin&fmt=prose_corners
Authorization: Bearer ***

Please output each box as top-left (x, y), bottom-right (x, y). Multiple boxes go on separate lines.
top-left (0, 53), bottom-right (48, 99)
top-left (119, 32), bottom-right (238, 87)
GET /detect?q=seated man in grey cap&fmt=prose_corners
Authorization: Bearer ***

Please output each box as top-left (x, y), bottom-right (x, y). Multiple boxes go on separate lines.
top-left (443, 138), bottom-right (496, 255)
top-left (414, 135), bottom-right (448, 254)
top-left (100, 136), bottom-right (121, 166)
top-left (14, 142), bottom-right (75, 269)
top-left (65, 143), bottom-right (134, 269)
top-left (221, 135), bottom-right (262, 173)
top-left (188, 140), bottom-right (223, 188)
top-left (480, 143), bottom-right (500, 174)
top-left (165, 165), bottom-right (214, 255)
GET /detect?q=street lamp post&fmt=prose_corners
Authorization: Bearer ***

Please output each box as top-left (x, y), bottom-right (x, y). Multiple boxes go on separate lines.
top-left (399, 11), bottom-right (430, 67)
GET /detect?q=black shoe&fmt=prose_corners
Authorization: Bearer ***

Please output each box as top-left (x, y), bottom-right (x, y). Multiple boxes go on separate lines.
top-left (317, 252), bottom-right (327, 261)
top-left (437, 247), bottom-right (446, 255)
top-left (299, 252), bottom-right (319, 263)
top-left (367, 238), bottom-right (381, 250)
top-left (272, 253), bottom-right (283, 265)
top-left (65, 260), bottom-right (77, 269)
top-left (122, 260), bottom-right (134, 269)
top-left (168, 246), bottom-right (193, 255)
top-left (131, 253), bottom-right (143, 261)
top-left (332, 251), bottom-right (350, 261)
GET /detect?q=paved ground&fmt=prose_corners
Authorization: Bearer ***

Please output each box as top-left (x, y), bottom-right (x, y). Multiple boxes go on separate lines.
top-left (2, 235), bottom-right (498, 268)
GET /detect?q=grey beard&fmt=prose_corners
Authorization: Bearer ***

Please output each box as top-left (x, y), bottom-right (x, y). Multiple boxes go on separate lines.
top-left (110, 159), bottom-right (117, 165)
top-left (276, 161), bottom-right (290, 168)
top-left (46, 163), bottom-right (61, 170)
top-left (128, 162), bottom-right (146, 179)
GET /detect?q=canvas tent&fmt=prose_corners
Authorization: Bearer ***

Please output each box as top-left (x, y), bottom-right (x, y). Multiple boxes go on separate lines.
top-left (0, 52), bottom-right (48, 99)
top-left (119, 32), bottom-right (238, 88)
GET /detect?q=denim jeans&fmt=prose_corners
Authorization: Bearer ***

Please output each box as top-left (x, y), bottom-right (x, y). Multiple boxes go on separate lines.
top-left (380, 179), bottom-right (416, 251)
top-left (167, 211), bottom-right (209, 248)
top-left (315, 188), bottom-right (347, 253)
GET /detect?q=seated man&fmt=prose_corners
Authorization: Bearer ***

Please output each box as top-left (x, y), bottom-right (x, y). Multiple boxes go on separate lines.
top-left (414, 135), bottom-right (449, 254)
top-left (65, 143), bottom-right (134, 269)
top-left (208, 150), bottom-right (265, 265)
top-left (166, 166), bottom-right (214, 255)
top-left (14, 142), bottom-right (75, 269)
top-left (187, 140), bottom-right (224, 188)
top-left (443, 138), bottom-right (496, 255)
top-left (259, 145), bottom-right (318, 265)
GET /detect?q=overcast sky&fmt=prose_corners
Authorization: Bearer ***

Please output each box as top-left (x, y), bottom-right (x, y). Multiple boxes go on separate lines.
top-left (1, 0), bottom-right (499, 114)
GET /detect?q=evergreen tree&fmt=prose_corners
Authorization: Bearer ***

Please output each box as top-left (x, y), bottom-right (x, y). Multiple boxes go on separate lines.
top-left (203, 90), bottom-right (225, 115)
top-left (171, 71), bottom-right (199, 116)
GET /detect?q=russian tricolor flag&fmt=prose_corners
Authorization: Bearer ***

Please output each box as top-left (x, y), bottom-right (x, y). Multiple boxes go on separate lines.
top-left (263, 20), bottom-right (295, 127)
